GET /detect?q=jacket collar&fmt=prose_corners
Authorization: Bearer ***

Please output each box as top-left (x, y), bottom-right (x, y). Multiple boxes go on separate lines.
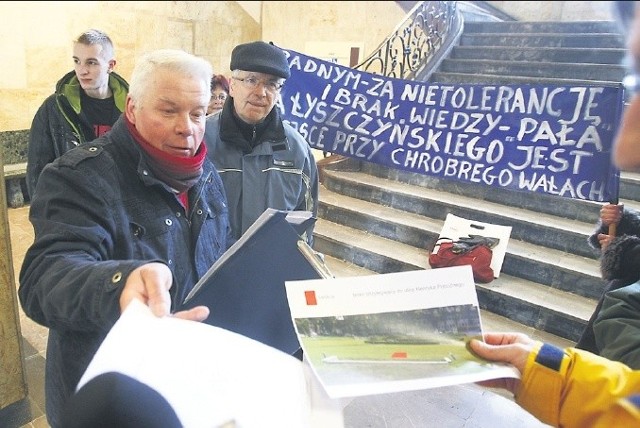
top-left (56, 70), bottom-right (129, 115)
top-left (219, 98), bottom-right (286, 154)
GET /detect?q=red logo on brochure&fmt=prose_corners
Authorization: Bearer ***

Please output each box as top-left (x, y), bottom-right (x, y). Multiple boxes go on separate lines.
top-left (304, 290), bottom-right (317, 305)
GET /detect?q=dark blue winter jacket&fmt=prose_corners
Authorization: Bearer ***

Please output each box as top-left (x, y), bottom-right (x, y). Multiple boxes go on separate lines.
top-left (19, 116), bottom-right (231, 427)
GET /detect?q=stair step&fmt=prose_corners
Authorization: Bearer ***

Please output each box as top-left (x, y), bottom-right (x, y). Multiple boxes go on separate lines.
top-left (439, 58), bottom-right (625, 81)
top-left (480, 311), bottom-right (575, 349)
top-left (464, 20), bottom-right (620, 34)
top-left (323, 254), bottom-right (375, 277)
top-left (322, 169), bottom-right (601, 259)
top-left (360, 162), bottom-right (604, 224)
top-left (449, 46), bottom-right (627, 65)
top-left (319, 183), bottom-right (605, 299)
top-left (315, 216), bottom-right (429, 272)
top-left (475, 274), bottom-right (595, 341)
top-left (460, 33), bottom-right (625, 49)
top-left (620, 171), bottom-right (640, 205)
top-left (429, 71), bottom-right (621, 87)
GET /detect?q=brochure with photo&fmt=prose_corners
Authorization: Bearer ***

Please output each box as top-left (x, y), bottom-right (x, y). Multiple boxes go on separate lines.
top-left (284, 266), bottom-right (520, 398)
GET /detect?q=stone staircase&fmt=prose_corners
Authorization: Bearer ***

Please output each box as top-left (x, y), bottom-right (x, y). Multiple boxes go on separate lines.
top-left (431, 20), bottom-right (627, 86)
top-left (314, 18), bottom-right (637, 347)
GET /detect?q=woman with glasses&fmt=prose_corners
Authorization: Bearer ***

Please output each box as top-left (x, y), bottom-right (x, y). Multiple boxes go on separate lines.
top-left (207, 74), bottom-right (230, 116)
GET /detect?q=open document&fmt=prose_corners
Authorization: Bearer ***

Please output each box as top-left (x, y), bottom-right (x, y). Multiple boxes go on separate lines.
top-left (77, 299), bottom-right (346, 428)
top-left (285, 265), bottom-right (520, 398)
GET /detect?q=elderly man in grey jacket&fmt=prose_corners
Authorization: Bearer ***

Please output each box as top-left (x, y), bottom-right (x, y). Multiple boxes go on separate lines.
top-left (204, 41), bottom-right (319, 245)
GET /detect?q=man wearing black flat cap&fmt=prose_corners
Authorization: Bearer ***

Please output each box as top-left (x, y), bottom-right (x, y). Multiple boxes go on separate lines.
top-left (204, 41), bottom-right (318, 245)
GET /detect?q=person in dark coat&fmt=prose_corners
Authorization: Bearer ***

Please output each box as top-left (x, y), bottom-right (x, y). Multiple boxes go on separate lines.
top-left (576, 203), bottom-right (640, 354)
top-left (19, 49), bottom-right (231, 428)
top-left (27, 29), bottom-right (129, 197)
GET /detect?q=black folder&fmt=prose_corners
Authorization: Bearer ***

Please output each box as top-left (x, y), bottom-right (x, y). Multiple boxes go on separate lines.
top-left (181, 208), bottom-right (332, 355)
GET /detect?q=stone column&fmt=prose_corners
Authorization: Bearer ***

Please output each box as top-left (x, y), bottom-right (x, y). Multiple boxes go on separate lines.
top-left (0, 147), bottom-right (26, 409)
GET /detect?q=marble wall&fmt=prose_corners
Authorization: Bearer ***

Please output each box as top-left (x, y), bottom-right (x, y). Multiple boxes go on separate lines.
top-left (0, 1), bottom-right (406, 133)
top-left (0, 1), bottom-right (261, 132)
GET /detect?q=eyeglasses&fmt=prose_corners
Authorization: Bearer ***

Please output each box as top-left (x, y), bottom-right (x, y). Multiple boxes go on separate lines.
top-left (233, 76), bottom-right (284, 93)
top-left (211, 94), bottom-right (227, 101)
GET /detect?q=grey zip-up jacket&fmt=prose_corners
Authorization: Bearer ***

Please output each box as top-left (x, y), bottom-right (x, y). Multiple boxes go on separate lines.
top-left (204, 99), bottom-right (319, 244)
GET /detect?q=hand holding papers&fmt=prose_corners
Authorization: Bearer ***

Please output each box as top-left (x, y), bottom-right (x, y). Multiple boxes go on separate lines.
top-left (77, 299), bottom-right (345, 428)
top-left (181, 208), bottom-right (333, 355)
top-left (285, 266), bottom-right (520, 398)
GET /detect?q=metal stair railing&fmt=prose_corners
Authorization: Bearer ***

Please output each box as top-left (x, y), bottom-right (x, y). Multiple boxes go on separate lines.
top-left (355, 1), bottom-right (461, 80)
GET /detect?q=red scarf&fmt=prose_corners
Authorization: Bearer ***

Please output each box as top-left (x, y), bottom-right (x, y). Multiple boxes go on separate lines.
top-left (125, 117), bottom-right (207, 196)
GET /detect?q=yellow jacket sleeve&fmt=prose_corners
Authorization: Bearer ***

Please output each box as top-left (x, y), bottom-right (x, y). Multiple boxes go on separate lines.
top-left (515, 342), bottom-right (640, 427)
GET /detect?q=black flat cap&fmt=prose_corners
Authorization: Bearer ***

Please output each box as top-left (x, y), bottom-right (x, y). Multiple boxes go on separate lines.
top-left (230, 41), bottom-right (290, 79)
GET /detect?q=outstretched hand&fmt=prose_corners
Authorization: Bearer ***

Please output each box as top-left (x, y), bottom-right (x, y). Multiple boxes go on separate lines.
top-left (119, 262), bottom-right (209, 322)
top-left (468, 332), bottom-right (536, 395)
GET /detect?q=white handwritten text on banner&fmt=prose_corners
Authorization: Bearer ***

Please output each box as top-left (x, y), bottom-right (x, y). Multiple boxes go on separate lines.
top-left (278, 50), bottom-right (624, 203)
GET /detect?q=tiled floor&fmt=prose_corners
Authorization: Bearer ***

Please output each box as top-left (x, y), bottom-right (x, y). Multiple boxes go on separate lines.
top-left (0, 205), bottom-right (553, 428)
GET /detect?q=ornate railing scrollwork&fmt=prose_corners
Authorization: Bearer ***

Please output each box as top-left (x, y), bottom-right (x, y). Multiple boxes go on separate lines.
top-left (355, 1), bottom-right (460, 80)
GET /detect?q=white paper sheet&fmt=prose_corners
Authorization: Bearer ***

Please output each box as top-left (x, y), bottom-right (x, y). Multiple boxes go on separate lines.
top-left (285, 266), bottom-right (520, 398)
top-left (77, 299), bottom-right (345, 428)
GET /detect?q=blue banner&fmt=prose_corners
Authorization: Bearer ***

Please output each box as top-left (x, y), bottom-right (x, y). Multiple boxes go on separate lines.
top-left (278, 49), bottom-right (624, 203)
